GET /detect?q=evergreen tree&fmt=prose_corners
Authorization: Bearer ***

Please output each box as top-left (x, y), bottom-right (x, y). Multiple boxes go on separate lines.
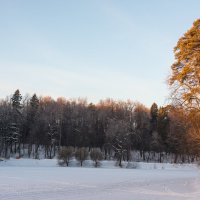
top-left (25, 94), bottom-right (40, 144)
top-left (168, 19), bottom-right (200, 157)
top-left (30, 94), bottom-right (39, 118)
top-left (30, 94), bottom-right (39, 109)
top-left (10, 89), bottom-right (23, 155)
top-left (11, 89), bottom-right (22, 111)
top-left (150, 103), bottom-right (158, 132)
top-left (169, 18), bottom-right (200, 111)
top-left (157, 106), bottom-right (170, 149)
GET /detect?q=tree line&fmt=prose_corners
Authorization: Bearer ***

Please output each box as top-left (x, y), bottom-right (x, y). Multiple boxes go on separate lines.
top-left (0, 89), bottom-right (198, 163)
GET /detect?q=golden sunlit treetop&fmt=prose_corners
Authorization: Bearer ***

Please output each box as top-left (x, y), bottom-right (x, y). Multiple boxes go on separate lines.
top-left (169, 18), bottom-right (200, 111)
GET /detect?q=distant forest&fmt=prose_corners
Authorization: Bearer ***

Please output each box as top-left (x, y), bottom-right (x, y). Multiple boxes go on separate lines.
top-left (0, 89), bottom-right (198, 163)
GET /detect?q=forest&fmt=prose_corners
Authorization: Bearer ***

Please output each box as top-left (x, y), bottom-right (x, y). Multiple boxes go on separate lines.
top-left (0, 90), bottom-right (198, 164)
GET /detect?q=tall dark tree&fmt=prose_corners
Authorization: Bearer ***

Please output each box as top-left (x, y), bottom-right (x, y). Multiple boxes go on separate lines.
top-left (132, 103), bottom-right (150, 160)
top-left (26, 94), bottom-right (40, 154)
top-left (11, 89), bottom-right (22, 111)
top-left (150, 103), bottom-right (158, 132)
top-left (30, 94), bottom-right (39, 112)
top-left (10, 89), bottom-right (23, 155)
top-left (158, 106), bottom-right (170, 147)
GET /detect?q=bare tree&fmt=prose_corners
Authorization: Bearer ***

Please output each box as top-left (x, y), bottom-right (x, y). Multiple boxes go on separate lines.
top-left (90, 148), bottom-right (103, 167)
top-left (106, 119), bottom-right (133, 167)
top-left (58, 146), bottom-right (74, 166)
top-left (75, 147), bottom-right (88, 167)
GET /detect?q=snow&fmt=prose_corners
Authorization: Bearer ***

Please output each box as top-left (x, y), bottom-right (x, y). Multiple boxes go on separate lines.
top-left (0, 159), bottom-right (200, 200)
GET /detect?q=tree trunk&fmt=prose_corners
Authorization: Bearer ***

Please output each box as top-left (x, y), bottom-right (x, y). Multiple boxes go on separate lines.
top-left (174, 154), bottom-right (178, 163)
top-left (28, 144), bottom-right (32, 158)
top-left (14, 142), bottom-right (17, 154)
top-left (142, 151), bottom-right (146, 161)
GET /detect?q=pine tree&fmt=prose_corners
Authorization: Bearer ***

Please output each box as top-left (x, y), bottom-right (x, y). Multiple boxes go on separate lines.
top-left (26, 94), bottom-right (39, 145)
top-left (10, 89), bottom-right (23, 155)
top-left (169, 19), bottom-right (200, 111)
top-left (157, 106), bottom-right (170, 148)
top-left (11, 89), bottom-right (22, 111)
top-left (150, 103), bottom-right (158, 131)
top-left (30, 94), bottom-right (39, 118)
top-left (169, 19), bottom-right (200, 157)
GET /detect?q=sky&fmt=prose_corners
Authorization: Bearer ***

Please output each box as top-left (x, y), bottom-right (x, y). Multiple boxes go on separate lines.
top-left (0, 0), bottom-right (199, 107)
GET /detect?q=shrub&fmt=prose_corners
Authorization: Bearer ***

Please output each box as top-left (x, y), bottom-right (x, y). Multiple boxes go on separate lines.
top-left (90, 148), bottom-right (103, 167)
top-left (75, 147), bottom-right (88, 167)
top-left (58, 146), bottom-right (74, 166)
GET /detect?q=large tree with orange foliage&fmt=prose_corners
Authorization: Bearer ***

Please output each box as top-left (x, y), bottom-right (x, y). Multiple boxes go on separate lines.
top-left (169, 19), bottom-right (200, 111)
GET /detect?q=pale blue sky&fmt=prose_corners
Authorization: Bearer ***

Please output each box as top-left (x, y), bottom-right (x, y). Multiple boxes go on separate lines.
top-left (0, 0), bottom-right (199, 107)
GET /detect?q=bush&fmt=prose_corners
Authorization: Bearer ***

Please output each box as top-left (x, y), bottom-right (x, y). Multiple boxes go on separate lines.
top-left (90, 148), bottom-right (103, 167)
top-left (75, 147), bottom-right (88, 167)
top-left (58, 146), bottom-right (74, 166)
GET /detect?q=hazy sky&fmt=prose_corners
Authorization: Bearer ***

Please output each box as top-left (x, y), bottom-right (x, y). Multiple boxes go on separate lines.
top-left (0, 0), bottom-right (199, 107)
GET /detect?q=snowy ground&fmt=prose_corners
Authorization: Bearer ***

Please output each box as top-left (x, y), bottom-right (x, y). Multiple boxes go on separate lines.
top-left (0, 159), bottom-right (200, 200)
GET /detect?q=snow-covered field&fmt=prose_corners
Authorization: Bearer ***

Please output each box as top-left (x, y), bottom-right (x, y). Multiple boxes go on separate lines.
top-left (0, 159), bottom-right (200, 200)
